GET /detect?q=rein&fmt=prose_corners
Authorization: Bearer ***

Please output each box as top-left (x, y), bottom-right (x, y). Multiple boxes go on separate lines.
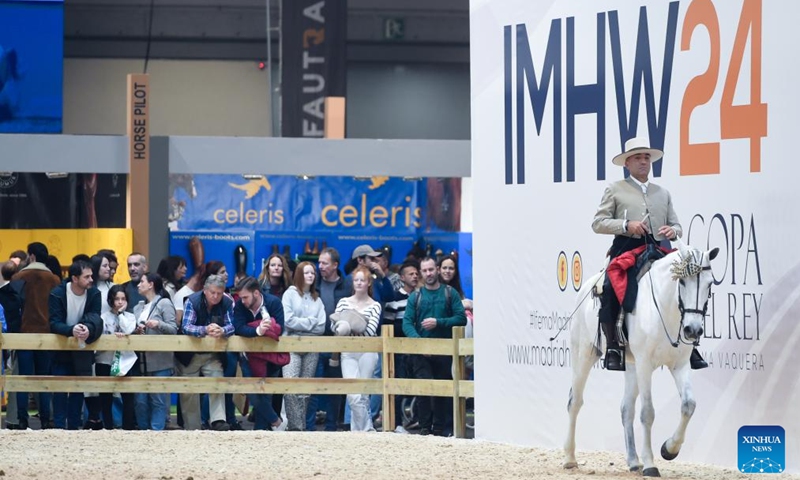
top-left (549, 273), bottom-right (603, 342)
top-left (646, 247), bottom-right (708, 348)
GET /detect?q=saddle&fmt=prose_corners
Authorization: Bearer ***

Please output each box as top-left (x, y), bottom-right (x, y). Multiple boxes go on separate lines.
top-left (598, 244), bottom-right (670, 349)
top-left (608, 245), bottom-right (669, 309)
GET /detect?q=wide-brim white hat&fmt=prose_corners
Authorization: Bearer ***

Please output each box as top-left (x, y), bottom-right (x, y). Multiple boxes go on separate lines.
top-left (612, 137), bottom-right (663, 166)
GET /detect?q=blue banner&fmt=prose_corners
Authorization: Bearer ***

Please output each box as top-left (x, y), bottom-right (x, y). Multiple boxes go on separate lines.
top-left (0, 0), bottom-right (63, 133)
top-left (169, 175), bottom-right (461, 234)
top-left (169, 229), bottom-right (472, 299)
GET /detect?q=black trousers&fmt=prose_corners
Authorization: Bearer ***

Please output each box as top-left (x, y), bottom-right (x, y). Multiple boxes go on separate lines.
top-left (394, 354), bottom-right (410, 425)
top-left (122, 361), bottom-right (141, 430)
top-left (599, 235), bottom-right (658, 324)
top-left (87, 363), bottom-right (115, 429)
top-left (408, 354), bottom-right (453, 433)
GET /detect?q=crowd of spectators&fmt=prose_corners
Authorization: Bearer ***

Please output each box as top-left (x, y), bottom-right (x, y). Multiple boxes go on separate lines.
top-left (1, 240), bottom-right (473, 434)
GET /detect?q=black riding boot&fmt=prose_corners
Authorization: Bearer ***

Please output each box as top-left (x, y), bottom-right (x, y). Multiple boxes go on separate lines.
top-left (601, 322), bottom-right (625, 371)
top-left (690, 348), bottom-right (708, 370)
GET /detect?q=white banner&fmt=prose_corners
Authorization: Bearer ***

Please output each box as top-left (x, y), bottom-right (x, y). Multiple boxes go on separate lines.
top-left (471, 0), bottom-right (798, 472)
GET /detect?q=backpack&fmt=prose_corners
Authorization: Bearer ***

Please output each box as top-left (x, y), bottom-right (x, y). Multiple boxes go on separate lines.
top-left (412, 284), bottom-right (453, 323)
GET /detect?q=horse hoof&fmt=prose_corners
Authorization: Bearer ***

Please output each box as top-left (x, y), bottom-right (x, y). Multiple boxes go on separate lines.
top-left (642, 467), bottom-right (661, 477)
top-left (563, 461), bottom-right (578, 470)
top-left (630, 465), bottom-right (642, 472)
top-left (661, 441), bottom-right (679, 461)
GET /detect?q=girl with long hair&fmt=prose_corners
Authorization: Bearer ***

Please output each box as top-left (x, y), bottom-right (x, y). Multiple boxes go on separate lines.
top-left (258, 253), bottom-right (292, 297)
top-left (156, 255), bottom-right (188, 299)
top-left (333, 265), bottom-right (381, 431)
top-left (281, 261), bottom-right (326, 430)
top-left (437, 255), bottom-right (464, 298)
top-left (90, 254), bottom-right (114, 314)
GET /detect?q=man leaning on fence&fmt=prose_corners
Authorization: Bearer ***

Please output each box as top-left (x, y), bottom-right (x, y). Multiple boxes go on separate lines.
top-left (177, 274), bottom-right (235, 431)
top-left (49, 259), bottom-right (103, 430)
top-left (402, 256), bottom-right (466, 437)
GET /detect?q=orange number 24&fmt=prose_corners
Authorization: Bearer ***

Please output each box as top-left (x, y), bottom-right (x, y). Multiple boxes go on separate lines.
top-left (680, 0), bottom-right (768, 175)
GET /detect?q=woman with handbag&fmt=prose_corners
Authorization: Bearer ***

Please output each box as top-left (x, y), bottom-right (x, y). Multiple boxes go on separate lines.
top-left (281, 261), bottom-right (326, 431)
top-left (232, 276), bottom-right (286, 430)
top-left (331, 266), bottom-right (381, 432)
top-left (133, 273), bottom-right (178, 430)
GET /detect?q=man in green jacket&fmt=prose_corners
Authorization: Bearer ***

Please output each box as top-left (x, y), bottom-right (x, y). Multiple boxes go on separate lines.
top-left (402, 256), bottom-right (466, 436)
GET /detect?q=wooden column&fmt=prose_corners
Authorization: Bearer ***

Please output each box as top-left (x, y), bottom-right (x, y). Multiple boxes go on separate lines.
top-left (452, 326), bottom-right (467, 438)
top-left (381, 325), bottom-right (396, 432)
top-left (324, 97), bottom-right (346, 139)
top-left (126, 74), bottom-right (150, 257)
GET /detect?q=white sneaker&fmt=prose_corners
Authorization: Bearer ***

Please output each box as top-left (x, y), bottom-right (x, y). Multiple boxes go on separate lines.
top-left (272, 419), bottom-right (287, 432)
top-left (394, 425), bottom-right (409, 434)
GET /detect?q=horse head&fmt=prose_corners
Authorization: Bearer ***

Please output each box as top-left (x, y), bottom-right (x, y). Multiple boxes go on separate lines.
top-left (671, 239), bottom-right (719, 343)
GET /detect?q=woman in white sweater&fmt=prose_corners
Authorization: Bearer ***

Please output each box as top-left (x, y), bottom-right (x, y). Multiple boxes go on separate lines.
top-left (89, 285), bottom-right (136, 429)
top-left (333, 265), bottom-right (381, 432)
top-left (281, 261), bottom-right (326, 431)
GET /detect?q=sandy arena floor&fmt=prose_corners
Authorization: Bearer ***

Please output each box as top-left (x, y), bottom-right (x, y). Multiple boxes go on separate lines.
top-left (0, 430), bottom-right (796, 479)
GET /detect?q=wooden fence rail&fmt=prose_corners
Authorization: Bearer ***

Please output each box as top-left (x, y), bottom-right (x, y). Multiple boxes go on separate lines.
top-left (0, 326), bottom-right (473, 436)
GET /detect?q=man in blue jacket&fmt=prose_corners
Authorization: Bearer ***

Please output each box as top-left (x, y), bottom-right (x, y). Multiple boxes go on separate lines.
top-left (232, 276), bottom-right (285, 430)
top-left (49, 259), bottom-right (103, 429)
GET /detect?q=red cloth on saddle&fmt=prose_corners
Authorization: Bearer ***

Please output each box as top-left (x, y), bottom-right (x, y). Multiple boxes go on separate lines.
top-left (607, 245), bottom-right (647, 305)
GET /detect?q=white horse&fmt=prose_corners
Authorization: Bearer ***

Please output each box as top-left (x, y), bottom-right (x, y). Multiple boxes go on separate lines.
top-left (563, 240), bottom-right (719, 477)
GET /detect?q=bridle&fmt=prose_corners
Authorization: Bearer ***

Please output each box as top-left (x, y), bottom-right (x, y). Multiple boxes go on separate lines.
top-left (650, 249), bottom-right (711, 347)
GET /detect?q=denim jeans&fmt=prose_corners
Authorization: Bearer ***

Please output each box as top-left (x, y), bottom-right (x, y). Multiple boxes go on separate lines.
top-left (306, 352), bottom-right (342, 431)
top-left (369, 355), bottom-right (382, 418)
top-left (223, 352), bottom-right (251, 424)
top-left (52, 361), bottom-right (84, 430)
top-left (247, 357), bottom-right (281, 430)
top-left (135, 368), bottom-right (173, 430)
top-left (16, 349), bottom-right (53, 424)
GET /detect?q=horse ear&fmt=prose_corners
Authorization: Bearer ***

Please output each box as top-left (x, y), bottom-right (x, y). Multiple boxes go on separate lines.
top-left (673, 237), bottom-right (689, 257)
top-left (708, 247), bottom-right (720, 261)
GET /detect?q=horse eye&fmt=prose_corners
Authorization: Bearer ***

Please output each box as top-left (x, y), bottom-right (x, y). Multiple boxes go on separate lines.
top-left (679, 279), bottom-right (685, 286)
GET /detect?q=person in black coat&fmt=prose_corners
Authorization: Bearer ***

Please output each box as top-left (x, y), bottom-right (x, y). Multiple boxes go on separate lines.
top-left (49, 260), bottom-right (103, 430)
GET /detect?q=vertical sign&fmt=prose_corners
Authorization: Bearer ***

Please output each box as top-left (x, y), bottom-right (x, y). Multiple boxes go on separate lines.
top-left (126, 74), bottom-right (150, 256)
top-left (323, 96), bottom-right (346, 139)
top-left (281, 0), bottom-right (347, 138)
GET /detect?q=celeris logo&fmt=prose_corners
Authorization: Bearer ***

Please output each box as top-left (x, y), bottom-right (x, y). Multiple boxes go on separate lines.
top-left (738, 425), bottom-right (785, 473)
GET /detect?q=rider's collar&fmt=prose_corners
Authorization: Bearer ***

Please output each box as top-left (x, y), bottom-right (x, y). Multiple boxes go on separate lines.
top-left (629, 176), bottom-right (649, 194)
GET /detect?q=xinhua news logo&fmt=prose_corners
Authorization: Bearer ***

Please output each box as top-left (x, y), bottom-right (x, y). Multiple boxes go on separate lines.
top-left (738, 425), bottom-right (785, 474)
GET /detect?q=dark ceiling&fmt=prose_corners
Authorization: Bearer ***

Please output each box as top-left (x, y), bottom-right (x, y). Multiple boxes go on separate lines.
top-left (65, 0), bottom-right (470, 63)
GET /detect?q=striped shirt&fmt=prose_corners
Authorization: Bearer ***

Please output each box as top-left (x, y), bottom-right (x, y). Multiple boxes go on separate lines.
top-left (333, 297), bottom-right (381, 337)
top-left (384, 288), bottom-right (412, 338)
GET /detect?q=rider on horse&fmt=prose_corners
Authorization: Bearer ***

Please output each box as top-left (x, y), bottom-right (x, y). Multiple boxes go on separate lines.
top-left (592, 137), bottom-right (708, 371)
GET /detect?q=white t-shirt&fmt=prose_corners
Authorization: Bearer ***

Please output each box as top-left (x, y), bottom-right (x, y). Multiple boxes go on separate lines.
top-left (173, 285), bottom-right (195, 312)
top-left (66, 283), bottom-right (88, 327)
top-left (164, 282), bottom-right (177, 301)
top-left (97, 281), bottom-right (114, 315)
top-left (137, 300), bottom-right (155, 325)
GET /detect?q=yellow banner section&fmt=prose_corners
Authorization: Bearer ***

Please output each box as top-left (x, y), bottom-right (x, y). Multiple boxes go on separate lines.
top-left (0, 229), bottom-right (133, 283)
